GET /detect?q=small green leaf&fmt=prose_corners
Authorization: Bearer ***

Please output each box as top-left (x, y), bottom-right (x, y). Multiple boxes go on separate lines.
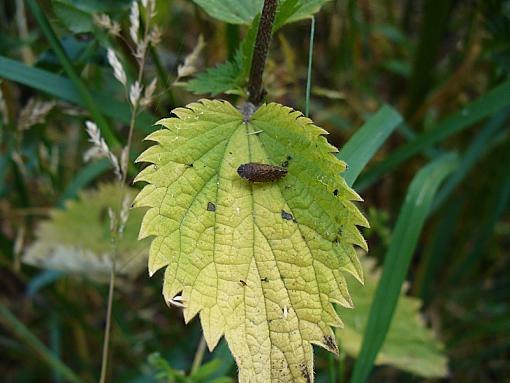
top-left (134, 100), bottom-right (368, 382)
top-left (337, 257), bottom-right (448, 378)
top-left (185, 16), bottom-right (259, 96)
top-left (185, 51), bottom-right (244, 96)
top-left (24, 183), bottom-right (149, 282)
top-left (193, 0), bottom-right (331, 26)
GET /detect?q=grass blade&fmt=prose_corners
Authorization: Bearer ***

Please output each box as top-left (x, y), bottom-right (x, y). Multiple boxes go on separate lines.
top-left (349, 153), bottom-right (458, 383)
top-left (0, 303), bottom-right (84, 383)
top-left (0, 56), bottom-right (156, 132)
top-left (338, 105), bottom-right (403, 187)
top-left (305, 17), bottom-right (315, 117)
top-left (26, 0), bottom-right (119, 146)
top-left (356, 79), bottom-right (510, 190)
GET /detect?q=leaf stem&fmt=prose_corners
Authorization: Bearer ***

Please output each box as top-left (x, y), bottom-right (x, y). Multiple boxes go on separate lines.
top-left (247, 0), bottom-right (278, 105)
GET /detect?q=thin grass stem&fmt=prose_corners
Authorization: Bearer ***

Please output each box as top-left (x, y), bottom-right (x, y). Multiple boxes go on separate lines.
top-left (305, 17), bottom-right (315, 117)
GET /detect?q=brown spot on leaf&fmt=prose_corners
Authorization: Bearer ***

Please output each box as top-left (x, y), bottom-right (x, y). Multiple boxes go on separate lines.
top-left (324, 335), bottom-right (338, 354)
top-left (239, 280), bottom-right (247, 287)
top-left (261, 277), bottom-right (269, 283)
top-left (207, 202), bottom-right (216, 212)
top-left (299, 362), bottom-right (311, 383)
top-left (333, 189), bottom-right (339, 196)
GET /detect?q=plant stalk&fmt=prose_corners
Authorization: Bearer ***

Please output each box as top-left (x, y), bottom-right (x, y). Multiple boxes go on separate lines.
top-left (98, 257), bottom-right (117, 383)
top-left (189, 336), bottom-right (207, 377)
top-left (247, 0), bottom-right (278, 105)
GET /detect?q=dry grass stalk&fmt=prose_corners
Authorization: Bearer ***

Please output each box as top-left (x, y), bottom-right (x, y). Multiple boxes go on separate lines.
top-left (107, 48), bottom-right (127, 86)
top-left (93, 14), bottom-right (120, 36)
top-left (177, 35), bottom-right (206, 79)
top-left (84, 121), bottom-right (122, 180)
top-left (18, 99), bottom-right (56, 131)
top-left (129, 1), bottom-right (140, 45)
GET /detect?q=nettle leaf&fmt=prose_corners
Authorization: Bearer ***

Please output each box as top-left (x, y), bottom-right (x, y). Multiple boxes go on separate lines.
top-left (134, 99), bottom-right (368, 382)
top-left (337, 257), bottom-right (448, 378)
top-left (186, 51), bottom-right (244, 96)
top-left (193, 0), bottom-right (331, 26)
top-left (185, 16), bottom-right (259, 97)
top-left (24, 183), bottom-right (149, 282)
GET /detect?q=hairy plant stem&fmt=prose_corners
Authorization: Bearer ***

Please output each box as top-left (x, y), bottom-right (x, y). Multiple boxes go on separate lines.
top-left (247, 0), bottom-right (278, 105)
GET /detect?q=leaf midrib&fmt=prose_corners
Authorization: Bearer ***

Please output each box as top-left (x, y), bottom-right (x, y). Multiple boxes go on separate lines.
top-left (245, 122), bottom-right (310, 381)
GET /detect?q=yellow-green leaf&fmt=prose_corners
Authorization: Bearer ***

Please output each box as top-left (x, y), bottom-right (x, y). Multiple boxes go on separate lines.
top-left (134, 99), bottom-right (368, 382)
top-left (337, 257), bottom-right (449, 378)
top-left (24, 183), bottom-right (149, 282)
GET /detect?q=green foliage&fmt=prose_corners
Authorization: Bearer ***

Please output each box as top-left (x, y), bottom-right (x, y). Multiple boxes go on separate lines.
top-left (337, 105), bottom-right (402, 187)
top-left (2, 0), bottom-right (510, 381)
top-left (192, 0), bottom-right (331, 26)
top-left (23, 183), bottom-right (148, 282)
top-left (0, 56), bottom-right (157, 132)
top-left (356, 80), bottom-right (510, 191)
top-left (134, 99), bottom-right (368, 381)
top-left (52, 0), bottom-right (131, 34)
top-left (350, 154), bottom-right (458, 383)
top-left (186, 51), bottom-right (244, 96)
top-left (53, 0), bottom-right (95, 34)
top-left (148, 352), bottom-right (233, 382)
top-left (26, 0), bottom-right (119, 147)
top-left (337, 257), bottom-right (448, 378)
top-left (0, 303), bottom-right (85, 383)
top-left (184, 16), bottom-right (259, 97)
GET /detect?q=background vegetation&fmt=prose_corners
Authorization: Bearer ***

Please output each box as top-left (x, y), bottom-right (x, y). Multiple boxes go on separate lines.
top-left (1, 0), bottom-right (509, 382)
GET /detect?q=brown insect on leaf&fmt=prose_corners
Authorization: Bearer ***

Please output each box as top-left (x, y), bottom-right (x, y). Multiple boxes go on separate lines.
top-left (237, 162), bottom-right (288, 182)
